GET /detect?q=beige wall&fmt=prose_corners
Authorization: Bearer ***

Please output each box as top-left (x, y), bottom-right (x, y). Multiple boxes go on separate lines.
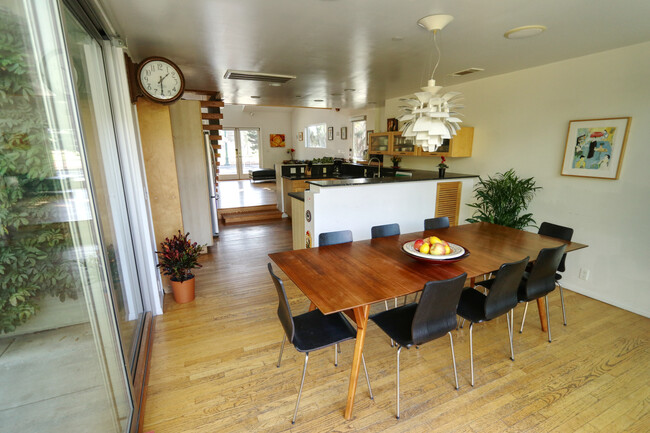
top-left (384, 41), bottom-right (650, 317)
top-left (136, 99), bottom-right (184, 253)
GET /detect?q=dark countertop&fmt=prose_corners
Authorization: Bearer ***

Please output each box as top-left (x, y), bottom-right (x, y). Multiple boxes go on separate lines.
top-left (307, 172), bottom-right (478, 187)
top-left (288, 191), bottom-right (305, 202)
top-left (282, 174), bottom-right (355, 180)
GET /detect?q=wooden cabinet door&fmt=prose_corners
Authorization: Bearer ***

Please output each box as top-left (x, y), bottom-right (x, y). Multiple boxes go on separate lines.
top-left (435, 181), bottom-right (462, 226)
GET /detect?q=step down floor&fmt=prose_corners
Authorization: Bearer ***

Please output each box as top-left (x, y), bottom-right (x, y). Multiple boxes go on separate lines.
top-left (219, 205), bottom-right (283, 224)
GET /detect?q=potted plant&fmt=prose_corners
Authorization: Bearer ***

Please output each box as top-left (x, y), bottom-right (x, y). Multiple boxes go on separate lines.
top-left (156, 231), bottom-right (205, 303)
top-left (437, 156), bottom-right (448, 178)
top-left (390, 155), bottom-right (402, 168)
top-left (466, 169), bottom-right (541, 229)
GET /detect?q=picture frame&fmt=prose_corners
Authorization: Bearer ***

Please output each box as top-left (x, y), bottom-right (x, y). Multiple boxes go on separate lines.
top-left (328, 126), bottom-right (334, 140)
top-left (297, 131), bottom-right (304, 141)
top-left (341, 126), bottom-right (348, 140)
top-left (269, 134), bottom-right (285, 147)
top-left (561, 117), bottom-right (631, 180)
top-left (387, 118), bottom-right (398, 132)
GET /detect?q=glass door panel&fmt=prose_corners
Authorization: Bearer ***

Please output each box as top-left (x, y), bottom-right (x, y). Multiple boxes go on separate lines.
top-left (239, 128), bottom-right (260, 175)
top-left (219, 129), bottom-right (238, 179)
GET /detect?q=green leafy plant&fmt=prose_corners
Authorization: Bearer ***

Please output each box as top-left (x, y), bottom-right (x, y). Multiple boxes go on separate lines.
top-left (438, 156), bottom-right (448, 169)
top-left (390, 155), bottom-right (402, 166)
top-left (156, 231), bottom-right (205, 282)
top-left (0, 7), bottom-right (80, 334)
top-left (466, 169), bottom-right (541, 230)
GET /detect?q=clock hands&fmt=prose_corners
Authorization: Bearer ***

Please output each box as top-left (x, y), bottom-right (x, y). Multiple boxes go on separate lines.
top-left (159, 72), bottom-right (170, 96)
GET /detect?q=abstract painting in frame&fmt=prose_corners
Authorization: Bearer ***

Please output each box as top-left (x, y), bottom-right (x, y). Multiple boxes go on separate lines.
top-left (561, 117), bottom-right (631, 180)
top-left (270, 134), bottom-right (285, 147)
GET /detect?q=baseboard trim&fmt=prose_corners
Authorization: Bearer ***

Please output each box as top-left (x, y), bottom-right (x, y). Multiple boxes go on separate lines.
top-left (563, 283), bottom-right (649, 318)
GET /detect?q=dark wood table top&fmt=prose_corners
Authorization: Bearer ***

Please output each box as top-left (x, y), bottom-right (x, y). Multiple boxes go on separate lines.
top-left (269, 222), bottom-right (587, 315)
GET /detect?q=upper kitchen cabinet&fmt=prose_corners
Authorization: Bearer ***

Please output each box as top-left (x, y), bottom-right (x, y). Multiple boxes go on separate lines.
top-left (368, 131), bottom-right (416, 156)
top-left (417, 126), bottom-right (474, 157)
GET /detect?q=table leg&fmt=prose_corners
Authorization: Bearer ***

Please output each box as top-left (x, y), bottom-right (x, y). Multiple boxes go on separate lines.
top-left (536, 298), bottom-right (548, 332)
top-left (308, 301), bottom-right (317, 312)
top-left (344, 304), bottom-right (370, 420)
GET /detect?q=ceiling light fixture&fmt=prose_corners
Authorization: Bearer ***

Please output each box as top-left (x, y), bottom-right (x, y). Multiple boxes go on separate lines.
top-left (504, 25), bottom-right (546, 39)
top-left (399, 14), bottom-right (464, 152)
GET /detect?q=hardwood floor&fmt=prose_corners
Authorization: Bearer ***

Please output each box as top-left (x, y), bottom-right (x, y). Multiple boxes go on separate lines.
top-left (143, 220), bottom-right (650, 432)
top-left (217, 180), bottom-right (276, 209)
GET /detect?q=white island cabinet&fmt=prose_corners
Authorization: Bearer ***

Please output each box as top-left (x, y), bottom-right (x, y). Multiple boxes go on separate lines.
top-left (301, 176), bottom-right (477, 247)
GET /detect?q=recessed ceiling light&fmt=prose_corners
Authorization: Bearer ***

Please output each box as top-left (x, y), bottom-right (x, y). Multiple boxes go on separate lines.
top-left (392, 36), bottom-right (403, 41)
top-left (251, 95), bottom-right (260, 99)
top-left (314, 99), bottom-right (324, 102)
top-left (331, 93), bottom-right (342, 96)
top-left (269, 83), bottom-right (282, 87)
top-left (344, 88), bottom-right (356, 92)
top-left (504, 25), bottom-right (547, 39)
top-left (295, 95), bottom-right (302, 98)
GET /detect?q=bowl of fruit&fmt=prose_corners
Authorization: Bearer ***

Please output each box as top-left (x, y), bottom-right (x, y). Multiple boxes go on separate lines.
top-left (402, 236), bottom-right (470, 264)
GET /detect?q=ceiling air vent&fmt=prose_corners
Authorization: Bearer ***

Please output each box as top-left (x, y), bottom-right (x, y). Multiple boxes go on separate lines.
top-left (224, 69), bottom-right (296, 83)
top-left (450, 67), bottom-right (484, 77)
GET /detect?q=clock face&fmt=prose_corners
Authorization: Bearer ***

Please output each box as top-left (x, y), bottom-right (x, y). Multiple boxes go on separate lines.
top-left (138, 58), bottom-right (184, 102)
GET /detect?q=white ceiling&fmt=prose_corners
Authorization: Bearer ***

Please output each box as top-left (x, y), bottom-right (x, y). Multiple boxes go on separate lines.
top-left (99, 0), bottom-right (650, 109)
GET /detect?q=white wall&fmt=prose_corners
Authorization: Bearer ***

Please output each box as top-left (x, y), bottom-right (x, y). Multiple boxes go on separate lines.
top-left (385, 42), bottom-right (650, 317)
top-left (291, 107), bottom-right (379, 160)
top-left (222, 105), bottom-right (293, 169)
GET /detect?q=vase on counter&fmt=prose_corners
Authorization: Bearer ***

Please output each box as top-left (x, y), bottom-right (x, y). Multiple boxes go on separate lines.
top-left (438, 168), bottom-right (446, 178)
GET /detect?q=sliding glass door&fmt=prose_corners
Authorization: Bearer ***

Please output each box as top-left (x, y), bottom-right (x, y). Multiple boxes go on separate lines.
top-left (219, 128), bottom-right (260, 180)
top-left (0, 0), bottom-right (145, 431)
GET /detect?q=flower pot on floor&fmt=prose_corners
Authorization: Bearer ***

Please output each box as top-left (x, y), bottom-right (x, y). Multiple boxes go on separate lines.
top-left (170, 276), bottom-right (195, 303)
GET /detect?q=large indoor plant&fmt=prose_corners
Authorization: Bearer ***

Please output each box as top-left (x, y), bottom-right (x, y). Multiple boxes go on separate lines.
top-left (466, 169), bottom-right (541, 229)
top-left (156, 231), bottom-right (205, 303)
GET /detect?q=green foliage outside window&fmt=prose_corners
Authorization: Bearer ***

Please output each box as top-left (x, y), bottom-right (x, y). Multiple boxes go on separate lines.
top-left (0, 7), bottom-right (80, 333)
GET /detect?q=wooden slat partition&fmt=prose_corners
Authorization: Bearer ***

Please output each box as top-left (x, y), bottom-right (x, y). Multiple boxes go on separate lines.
top-left (201, 113), bottom-right (223, 120)
top-left (435, 181), bottom-right (462, 226)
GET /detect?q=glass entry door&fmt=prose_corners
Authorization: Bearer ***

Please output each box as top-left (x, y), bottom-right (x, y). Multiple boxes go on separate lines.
top-left (219, 128), bottom-right (260, 180)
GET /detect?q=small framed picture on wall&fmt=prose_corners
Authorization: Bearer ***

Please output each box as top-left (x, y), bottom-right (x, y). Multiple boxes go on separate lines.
top-left (327, 126), bottom-right (334, 140)
top-left (297, 132), bottom-right (304, 141)
top-left (341, 126), bottom-right (348, 140)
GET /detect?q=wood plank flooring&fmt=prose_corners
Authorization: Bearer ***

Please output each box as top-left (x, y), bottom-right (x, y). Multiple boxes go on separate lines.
top-left (143, 220), bottom-right (650, 432)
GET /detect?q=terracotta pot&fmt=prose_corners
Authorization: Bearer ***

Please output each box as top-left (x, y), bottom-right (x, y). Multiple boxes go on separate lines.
top-left (170, 275), bottom-right (195, 304)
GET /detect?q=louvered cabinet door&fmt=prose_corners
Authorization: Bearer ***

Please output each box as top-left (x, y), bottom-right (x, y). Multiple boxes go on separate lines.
top-left (435, 181), bottom-right (462, 226)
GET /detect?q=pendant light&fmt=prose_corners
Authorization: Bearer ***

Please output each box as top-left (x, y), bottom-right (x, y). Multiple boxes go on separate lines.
top-left (399, 14), bottom-right (464, 152)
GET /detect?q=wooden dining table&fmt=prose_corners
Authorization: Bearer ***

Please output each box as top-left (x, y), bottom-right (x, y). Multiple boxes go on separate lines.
top-left (268, 222), bottom-right (587, 420)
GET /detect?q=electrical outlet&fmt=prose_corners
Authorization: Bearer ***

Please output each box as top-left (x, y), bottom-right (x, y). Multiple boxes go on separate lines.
top-left (579, 268), bottom-right (590, 281)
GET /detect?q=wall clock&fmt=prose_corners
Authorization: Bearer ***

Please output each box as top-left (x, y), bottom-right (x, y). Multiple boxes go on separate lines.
top-left (136, 56), bottom-right (185, 103)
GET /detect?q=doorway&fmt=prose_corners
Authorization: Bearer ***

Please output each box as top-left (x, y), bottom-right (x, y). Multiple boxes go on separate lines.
top-left (220, 128), bottom-right (261, 180)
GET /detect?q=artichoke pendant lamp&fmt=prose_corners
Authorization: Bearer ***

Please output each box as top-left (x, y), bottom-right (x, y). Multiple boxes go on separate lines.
top-left (399, 14), bottom-right (464, 152)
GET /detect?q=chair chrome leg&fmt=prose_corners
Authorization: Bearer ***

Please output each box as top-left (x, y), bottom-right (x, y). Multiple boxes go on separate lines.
top-left (448, 332), bottom-right (459, 390)
top-left (396, 346), bottom-right (402, 419)
top-left (361, 353), bottom-right (373, 400)
top-left (558, 283), bottom-right (567, 326)
top-left (507, 309), bottom-right (514, 361)
top-left (277, 334), bottom-right (286, 368)
top-left (390, 338), bottom-right (395, 347)
top-left (460, 318), bottom-right (465, 328)
top-left (469, 322), bottom-right (474, 387)
top-left (334, 344), bottom-right (338, 366)
top-left (519, 302), bottom-right (529, 333)
top-left (545, 295), bottom-right (552, 343)
top-left (292, 353), bottom-right (309, 424)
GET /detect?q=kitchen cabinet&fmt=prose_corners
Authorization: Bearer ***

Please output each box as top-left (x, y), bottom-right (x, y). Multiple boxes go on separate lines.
top-left (368, 131), bottom-right (415, 155)
top-left (417, 126), bottom-right (474, 157)
top-left (435, 181), bottom-right (462, 226)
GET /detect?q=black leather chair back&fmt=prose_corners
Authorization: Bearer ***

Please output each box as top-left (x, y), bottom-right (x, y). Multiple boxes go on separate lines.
top-left (484, 257), bottom-right (529, 320)
top-left (371, 223), bottom-right (400, 239)
top-left (411, 273), bottom-right (467, 345)
top-left (268, 263), bottom-right (295, 343)
top-left (538, 222), bottom-right (573, 272)
top-left (522, 245), bottom-right (566, 300)
top-left (319, 230), bottom-right (353, 246)
top-left (424, 216), bottom-right (450, 230)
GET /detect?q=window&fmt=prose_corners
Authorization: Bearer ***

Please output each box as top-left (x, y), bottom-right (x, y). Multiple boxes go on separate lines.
top-left (306, 123), bottom-right (327, 148)
top-left (352, 119), bottom-right (367, 161)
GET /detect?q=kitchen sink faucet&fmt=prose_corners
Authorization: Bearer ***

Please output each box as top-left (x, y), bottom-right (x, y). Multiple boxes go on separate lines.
top-left (368, 157), bottom-right (381, 178)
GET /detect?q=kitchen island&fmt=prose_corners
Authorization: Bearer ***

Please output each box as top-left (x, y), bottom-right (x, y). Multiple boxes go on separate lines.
top-left (287, 167), bottom-right (478, 248)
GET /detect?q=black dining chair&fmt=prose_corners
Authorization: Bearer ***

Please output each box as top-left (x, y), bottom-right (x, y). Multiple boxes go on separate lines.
top-left (517, 244), bottom-right (567, 342)
top-left (318, 230), bottom-right (353, 246)
top-left (370, 273), bottom-right (467, 419)
top-left (424, 216), bottom-right (450, 230)
top-left (268, 264), bottom-right (373, 423)
top-left (456, 256), bottom-right (529, 386)
top-left (537, 222), bottom-right (574, 326)
top-left (371, 223), bottom-right (401, 310)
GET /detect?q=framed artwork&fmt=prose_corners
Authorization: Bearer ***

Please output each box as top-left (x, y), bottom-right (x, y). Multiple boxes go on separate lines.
top-left (328, 126), bottom-right (334, 140)
top-left (297, 132), bottom-right (304, 141)
top-left (387, 118), bottom-right (398, 132)
top-left (561, 117), bottom-right (631, 180)
top-left (270, 134), bottom-right (285, 147)
top-left (341, 126), bottom-right (348, 140)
